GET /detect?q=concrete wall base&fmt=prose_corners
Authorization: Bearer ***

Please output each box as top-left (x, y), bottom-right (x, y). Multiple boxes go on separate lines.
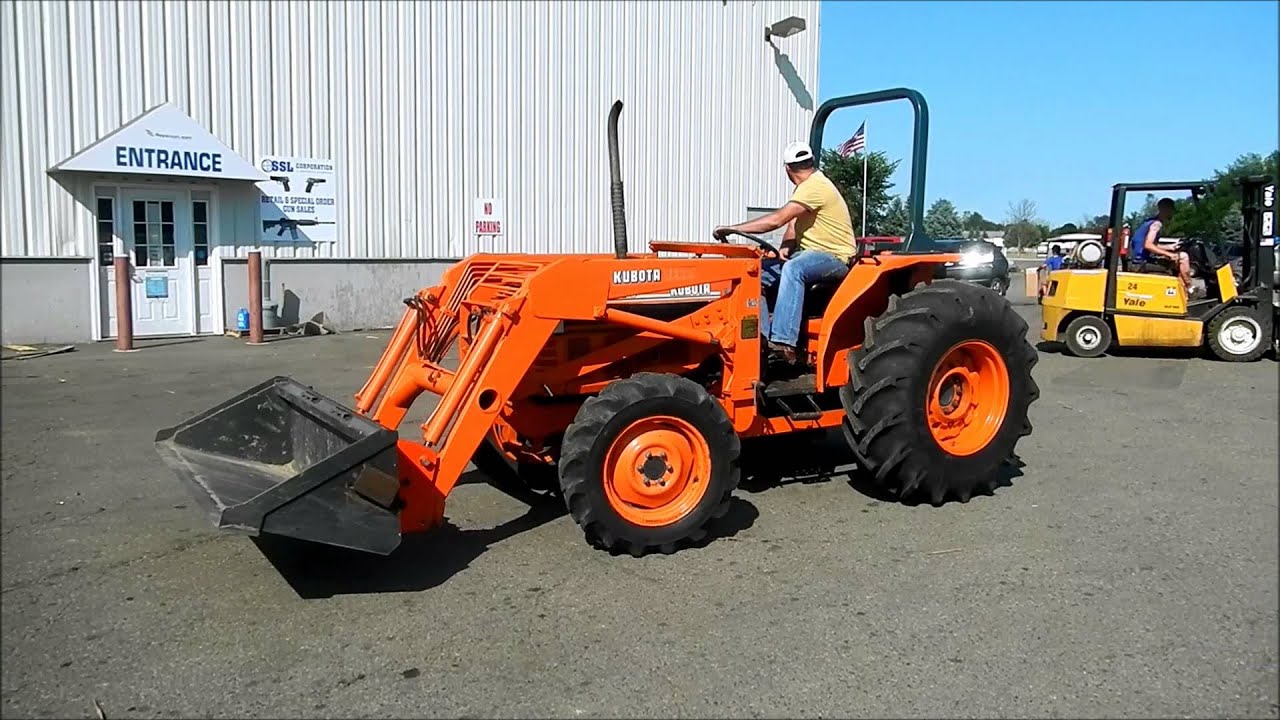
top-left (220, 258), bottom-right (455, 331)
top-left (0, 259), bottom-right (92, 345)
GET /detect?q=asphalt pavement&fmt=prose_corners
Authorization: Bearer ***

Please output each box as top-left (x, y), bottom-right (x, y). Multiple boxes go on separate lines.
top-left (2, 293), bottom-right (1277, 719)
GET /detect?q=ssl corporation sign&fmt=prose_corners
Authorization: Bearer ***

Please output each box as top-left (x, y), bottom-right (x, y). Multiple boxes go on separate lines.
top-left (474, 198), bottom-right (504, 236)
top-left (256, 155), bottom-right (338, 244)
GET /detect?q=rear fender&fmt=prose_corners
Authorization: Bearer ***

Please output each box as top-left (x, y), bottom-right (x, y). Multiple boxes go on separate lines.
top-left (814, 256), bottom-right (955, 391)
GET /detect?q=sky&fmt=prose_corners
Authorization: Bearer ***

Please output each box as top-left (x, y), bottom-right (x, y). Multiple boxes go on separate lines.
top-left (815, 0), bottom-right (1279, 228)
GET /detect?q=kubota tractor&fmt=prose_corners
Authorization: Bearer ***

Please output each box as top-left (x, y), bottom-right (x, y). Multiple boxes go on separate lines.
top-left (155, 88), bottom-right (1040, 558)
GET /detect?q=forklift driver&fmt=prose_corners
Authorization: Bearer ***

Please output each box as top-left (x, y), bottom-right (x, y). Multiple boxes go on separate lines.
top-left (713, 141), bottom-right (857, 365)
top-left (1130, 197), bottom-right (1193, 293)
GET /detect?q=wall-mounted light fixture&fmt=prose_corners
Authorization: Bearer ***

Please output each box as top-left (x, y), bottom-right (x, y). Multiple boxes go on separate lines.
top-left (765, 16), bottom-right (806, 43)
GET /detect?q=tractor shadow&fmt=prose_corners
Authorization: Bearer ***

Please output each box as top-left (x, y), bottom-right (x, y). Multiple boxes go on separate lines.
top-left (738, 428), bottom-right (1024, 507)
top-left (252, 469), bottom-right (758, 599)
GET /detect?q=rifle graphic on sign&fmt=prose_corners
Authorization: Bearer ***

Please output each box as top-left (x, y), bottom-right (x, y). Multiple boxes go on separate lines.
top-left (262, 218), bottom-right (335, 241)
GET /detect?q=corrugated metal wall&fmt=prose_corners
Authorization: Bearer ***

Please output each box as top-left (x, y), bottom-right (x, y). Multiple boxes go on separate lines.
top-left (1, 0), bottom-right (821, 260)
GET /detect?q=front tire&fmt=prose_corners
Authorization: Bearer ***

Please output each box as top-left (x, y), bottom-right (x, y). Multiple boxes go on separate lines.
top-left (839, 280), bottom-right (1039, 505)
top-left (1206, 305), bottom-right (1267, 362)
top-left (558, 372), bottom-right (740, 556)
top-left (1063, 315), bottom-right (1112, 358)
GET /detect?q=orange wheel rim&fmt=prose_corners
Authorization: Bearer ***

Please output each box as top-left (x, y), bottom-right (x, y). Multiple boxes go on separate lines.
top-left (926, 340), bottom-right (1010, 456)
top-left (603, 415), bottom-right (711, 527)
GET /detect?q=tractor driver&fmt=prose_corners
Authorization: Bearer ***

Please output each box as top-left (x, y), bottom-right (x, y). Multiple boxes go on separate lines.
top-left (1130, 197), bottom-right (1193, 292)
top-left (713, 141), bottom-right (856, 364)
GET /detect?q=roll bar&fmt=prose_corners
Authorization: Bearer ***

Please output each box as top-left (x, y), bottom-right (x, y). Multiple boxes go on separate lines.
top-left (809, 87), bottom-right (936, 252)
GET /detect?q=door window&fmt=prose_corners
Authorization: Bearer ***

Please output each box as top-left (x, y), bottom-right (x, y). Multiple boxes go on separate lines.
top-left (96, 197), bottom-right (115, 265)
top-left (132, 200), bottom-right (177, 267)
top-left (193, 199), bottom-right (209, 265)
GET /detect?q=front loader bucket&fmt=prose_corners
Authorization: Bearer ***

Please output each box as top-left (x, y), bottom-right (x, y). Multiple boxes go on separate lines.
top-left (154, 376), bottom-right (403, 555)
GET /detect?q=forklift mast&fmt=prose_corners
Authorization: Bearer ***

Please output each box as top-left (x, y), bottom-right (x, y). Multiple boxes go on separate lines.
top-left (1238, 175), bottom-right (1276, 298)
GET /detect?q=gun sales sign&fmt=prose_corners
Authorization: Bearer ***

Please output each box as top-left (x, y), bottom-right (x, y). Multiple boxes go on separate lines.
top-left (256, 155), bottom-right (337, 243)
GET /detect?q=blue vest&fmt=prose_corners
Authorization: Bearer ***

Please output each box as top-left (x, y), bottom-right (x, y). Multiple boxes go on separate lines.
top-left (1130, 217), bottom-right (1158, 260)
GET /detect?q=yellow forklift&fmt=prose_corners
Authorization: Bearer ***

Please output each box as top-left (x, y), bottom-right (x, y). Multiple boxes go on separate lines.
top-left (1041, 175), bottom-right (1277, 361)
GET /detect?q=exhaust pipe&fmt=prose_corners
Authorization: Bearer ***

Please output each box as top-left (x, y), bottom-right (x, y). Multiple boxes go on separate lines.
top-left (607, 100), bottom-right (628, 259)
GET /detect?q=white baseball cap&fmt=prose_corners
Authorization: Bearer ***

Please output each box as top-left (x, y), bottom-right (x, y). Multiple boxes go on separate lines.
top-left (783, 141), bottom-right (814, 164)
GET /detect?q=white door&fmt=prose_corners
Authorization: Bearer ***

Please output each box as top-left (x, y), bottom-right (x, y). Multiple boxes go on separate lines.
top-left (120, 190), bottom-right (193, 337)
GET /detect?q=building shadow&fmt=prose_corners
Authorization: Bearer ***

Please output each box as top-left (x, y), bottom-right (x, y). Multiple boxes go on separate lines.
top-left (133, 337), bottom-right (207, 350)
top-left (280, 288), bottom-right (302, 327)
top-left (768, 41), bottom-right (813, 111)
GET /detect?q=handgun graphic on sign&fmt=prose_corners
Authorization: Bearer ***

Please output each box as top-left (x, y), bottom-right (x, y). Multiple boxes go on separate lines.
top-left (270, 175), bottom-right (291, 192)
top-left (262, 218), bottom-right (335, 241)
top-left (305, 177), bottom-right (326, 193)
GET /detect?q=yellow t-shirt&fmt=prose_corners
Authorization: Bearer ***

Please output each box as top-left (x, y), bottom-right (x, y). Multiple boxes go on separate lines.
top-left (789, 171), bottom-right (855, 259)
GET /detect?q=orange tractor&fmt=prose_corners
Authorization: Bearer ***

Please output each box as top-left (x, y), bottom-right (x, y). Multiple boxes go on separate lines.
top-left (155, 88), bottom-right (1039, 558)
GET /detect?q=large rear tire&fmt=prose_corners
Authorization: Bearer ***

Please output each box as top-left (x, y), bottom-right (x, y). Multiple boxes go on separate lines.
top-left (558, 372), bottom-right (740, 556)
top-left (839, 280), bottom-right (1039, 505)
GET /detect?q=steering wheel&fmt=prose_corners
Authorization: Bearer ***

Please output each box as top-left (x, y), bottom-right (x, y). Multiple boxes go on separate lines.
top-left (717, 230), bottom-right (781, 259)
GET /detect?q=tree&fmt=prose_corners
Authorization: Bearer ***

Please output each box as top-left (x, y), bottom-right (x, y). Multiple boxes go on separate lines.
top-left (1003, 199), bottom-right (1044, 249)
top-left (1217, 203), bottom-right (1244, 251)
top-left (963, 211), bottom-right (1002, 239)
top-left (924, 199), bottom-right (964, 238)
top-left (1077, 213), bottom-right (1112, 234)
top-left (1049, 222), bottom-right (1080, 237)
top-left (819, 149), bottom-right (901, 235)
top-left (1165, 150), bottom-right (1279, 244)
top-left (877, 196), bottom-right (911, 237)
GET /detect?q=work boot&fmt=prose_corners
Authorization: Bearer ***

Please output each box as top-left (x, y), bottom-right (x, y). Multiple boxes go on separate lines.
top-left (767, 341), bottom-right (798, 365)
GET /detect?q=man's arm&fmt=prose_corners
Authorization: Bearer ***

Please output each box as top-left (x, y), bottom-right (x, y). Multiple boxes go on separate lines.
top-left (1143, 221), bottom-right (1178, 260)
top-left (713, 201), bottom-right (810, 239)
top-left (780, 218), bottom-right (798, 256)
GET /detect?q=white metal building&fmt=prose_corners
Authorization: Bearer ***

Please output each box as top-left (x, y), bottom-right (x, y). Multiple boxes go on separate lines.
top-left (1, 0), bottom-right (822, 344)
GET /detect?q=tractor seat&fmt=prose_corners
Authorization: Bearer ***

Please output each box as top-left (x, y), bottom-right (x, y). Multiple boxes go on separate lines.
top-left (802, 280), bottom-right (841, 319)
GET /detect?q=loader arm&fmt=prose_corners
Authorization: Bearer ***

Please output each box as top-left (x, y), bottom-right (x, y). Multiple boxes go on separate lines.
top-left (351, 252), bottom-right (757, 542)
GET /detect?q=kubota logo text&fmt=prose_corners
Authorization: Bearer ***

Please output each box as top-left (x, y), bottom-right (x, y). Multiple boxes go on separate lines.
top-left (613, 269), bottom-right (661, 284)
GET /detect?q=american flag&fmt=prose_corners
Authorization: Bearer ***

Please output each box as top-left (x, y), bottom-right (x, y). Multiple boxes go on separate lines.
top-left (837, 121), bottom-right (866, 157)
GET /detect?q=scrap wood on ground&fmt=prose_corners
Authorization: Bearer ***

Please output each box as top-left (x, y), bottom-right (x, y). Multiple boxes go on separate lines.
top-left (1, 344), bottom-right (76, 361)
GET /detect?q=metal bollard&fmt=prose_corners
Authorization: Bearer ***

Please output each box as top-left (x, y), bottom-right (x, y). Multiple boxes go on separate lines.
top-left (247, 251), bottom-right (265, 345)
top-left (113, 252), bottom-right (137, 352)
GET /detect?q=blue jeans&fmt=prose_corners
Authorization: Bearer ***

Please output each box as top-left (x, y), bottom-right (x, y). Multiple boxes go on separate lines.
top-left (759, 248), bottom-right (850, 347)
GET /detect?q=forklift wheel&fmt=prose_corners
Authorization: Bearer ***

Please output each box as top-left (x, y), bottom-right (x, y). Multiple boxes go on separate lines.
top-left (558, 372), bottom-right (740, 556)
top-left (1064, 315), bottom-right (1112, 358)
top-left (1206, 305), bottom-right (1267, 362)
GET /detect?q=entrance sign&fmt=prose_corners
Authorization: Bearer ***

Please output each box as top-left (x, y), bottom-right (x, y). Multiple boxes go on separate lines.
top-left (49, 103), bottom-right (265, 182)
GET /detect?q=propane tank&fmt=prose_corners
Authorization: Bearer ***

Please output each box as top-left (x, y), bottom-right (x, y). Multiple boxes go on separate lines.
top-left (1071, 238), bottom-right (1106, 268)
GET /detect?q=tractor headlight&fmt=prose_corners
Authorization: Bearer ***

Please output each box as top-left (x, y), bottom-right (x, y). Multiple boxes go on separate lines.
top-left (958, 249), bottom-right (995, 267)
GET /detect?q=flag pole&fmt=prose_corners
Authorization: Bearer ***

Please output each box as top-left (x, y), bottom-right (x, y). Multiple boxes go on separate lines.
top-left (860, 118), bottom-right (868, 238)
